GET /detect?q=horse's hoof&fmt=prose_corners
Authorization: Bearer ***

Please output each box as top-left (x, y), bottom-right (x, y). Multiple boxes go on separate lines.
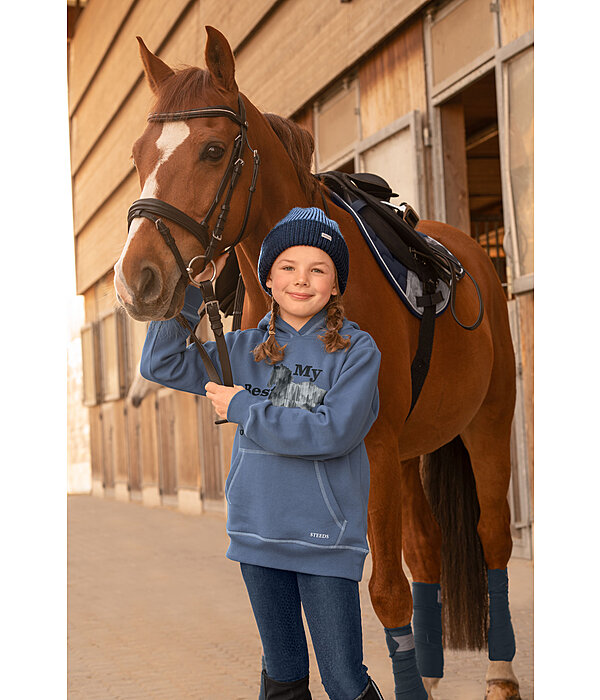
top-left (422, 677), bottom-right (440, 699)
top-left (485, 679), bottom-right (521, 700)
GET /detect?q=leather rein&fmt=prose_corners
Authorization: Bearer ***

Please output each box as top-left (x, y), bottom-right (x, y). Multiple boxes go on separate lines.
top-left (127, 95), bottom-right (260, 423)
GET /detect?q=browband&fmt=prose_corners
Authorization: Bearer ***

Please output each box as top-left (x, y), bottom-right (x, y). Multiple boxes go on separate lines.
top-left (148, 106), bottom-right (247, 127)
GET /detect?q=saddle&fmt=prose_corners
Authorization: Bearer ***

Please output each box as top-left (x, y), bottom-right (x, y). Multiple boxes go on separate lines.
top-left (316, 171), bottom-right (465, 319)
top-left (193, 171), bottom-right (482, 418)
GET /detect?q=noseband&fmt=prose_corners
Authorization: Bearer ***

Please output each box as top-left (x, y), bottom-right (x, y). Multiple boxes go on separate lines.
top-left (127, 94), bottom-right (260, 284)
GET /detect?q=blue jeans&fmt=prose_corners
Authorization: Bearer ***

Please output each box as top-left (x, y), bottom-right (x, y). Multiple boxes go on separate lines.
top-left (240, 563), bottom-right (370, 700)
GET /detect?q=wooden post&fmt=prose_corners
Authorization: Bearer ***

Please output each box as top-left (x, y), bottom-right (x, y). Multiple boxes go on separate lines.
top-left (439, 99), bottom-right (470, 234)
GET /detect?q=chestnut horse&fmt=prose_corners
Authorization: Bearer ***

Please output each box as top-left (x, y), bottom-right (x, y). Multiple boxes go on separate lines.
top-left (114, 27), bottom-right (520, 700)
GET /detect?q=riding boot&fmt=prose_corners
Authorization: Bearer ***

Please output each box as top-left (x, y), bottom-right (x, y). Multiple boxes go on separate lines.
top-left (261, 669), bottom-right (312, 700)
top-left (354, 677), bottom-right (385, 699)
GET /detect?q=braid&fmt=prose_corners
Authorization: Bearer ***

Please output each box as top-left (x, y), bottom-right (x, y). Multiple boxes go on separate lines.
top-left (252, 297), bottom-right (288, 364)
top-left (318, 295), bottom-right (352, 353)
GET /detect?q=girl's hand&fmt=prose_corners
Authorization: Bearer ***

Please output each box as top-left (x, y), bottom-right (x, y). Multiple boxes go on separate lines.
top-left (205, 382), bottom-right (245, 420)
top-left (190, 250), bottom-right (230, 284)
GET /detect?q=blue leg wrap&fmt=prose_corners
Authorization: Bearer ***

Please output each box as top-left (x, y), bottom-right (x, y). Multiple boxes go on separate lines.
top-left (487, 568), bottom-right (516, 661)
top-left (384, 624), bottom-right (428, 699)
top-left (412, 582), bottom-right (443, 678)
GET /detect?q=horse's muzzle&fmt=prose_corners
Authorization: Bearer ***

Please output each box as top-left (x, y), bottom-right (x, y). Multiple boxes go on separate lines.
top-left (114, 264), bottom-right (186, 321)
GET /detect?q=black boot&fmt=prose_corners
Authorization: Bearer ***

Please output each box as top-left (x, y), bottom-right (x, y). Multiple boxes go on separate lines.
top-left (354, 677), bottom-right (385, 700)
top-left (262, 669), bottom-right (312, 700)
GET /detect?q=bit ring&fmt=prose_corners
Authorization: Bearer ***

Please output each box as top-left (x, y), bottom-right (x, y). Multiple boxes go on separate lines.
top-left (187, 257), bottom-right (216, 286)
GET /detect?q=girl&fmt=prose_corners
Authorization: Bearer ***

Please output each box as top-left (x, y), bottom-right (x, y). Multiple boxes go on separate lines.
top-left (141, 207), bottom-right (383, 700)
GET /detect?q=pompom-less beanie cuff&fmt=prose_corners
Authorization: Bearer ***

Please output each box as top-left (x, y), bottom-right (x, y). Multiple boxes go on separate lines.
top-left (257, 207), bottom-right (349, 295)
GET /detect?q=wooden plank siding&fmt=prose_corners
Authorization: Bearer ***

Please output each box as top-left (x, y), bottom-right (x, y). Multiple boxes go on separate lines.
top-left (75, 172), bottom-right (139, 295)
top-left (70, 0), bottom-right (280, 173)
top-left (88, 405), bottom-right (103, 484)
top-left (72, 85), bottom-right (148, 235)
top-left (358, 17), bottom-right (427, 140)
top-left (68, 0), bottom-right (137, 113)
top-left (95, 269), bottom-right (118, 317)
top-left (517, 290), bottom-right (533, 516)
top-left (111, 400), bottom-right (129, 486)
top-left (126, 404), bottom-right (143, 493)
top-left (235, 0), bottom-right (426, 118)
top-left (499, 0), bottom-right (534, 46)
top-left (70, 0), bottom-right (194, 174)
top-left (140, 392), bottom-right (160, 488)
top-left (174, 393), bottom-right (201, 491)
top-left (70, 0), bottom-right (280, 176)
top-left (439, 100), bottom-right (471, 234)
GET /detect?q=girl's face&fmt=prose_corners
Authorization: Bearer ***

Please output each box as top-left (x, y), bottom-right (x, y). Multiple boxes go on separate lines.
top-left (266, 246), bottom-right (338, 331)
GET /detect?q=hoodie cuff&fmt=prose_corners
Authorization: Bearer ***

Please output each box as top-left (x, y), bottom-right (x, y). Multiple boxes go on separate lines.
top-left (227, 388), bottom-right (265, 426)
top-left (181, 285), bottom-right (204, 324)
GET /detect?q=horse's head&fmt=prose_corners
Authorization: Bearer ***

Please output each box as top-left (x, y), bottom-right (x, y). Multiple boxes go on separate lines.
top-left (114, 27), bottom-right (257, 320)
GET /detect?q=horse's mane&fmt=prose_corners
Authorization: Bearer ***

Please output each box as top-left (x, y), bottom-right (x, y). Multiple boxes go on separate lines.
top-left (263, 113), bottom-right (321, 203)
top-left (151, 67), bottom-right (321, 203)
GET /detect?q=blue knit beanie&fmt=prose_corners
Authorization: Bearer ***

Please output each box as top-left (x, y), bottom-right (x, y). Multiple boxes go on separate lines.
top-left (258, 207), bottom-right (349, 295)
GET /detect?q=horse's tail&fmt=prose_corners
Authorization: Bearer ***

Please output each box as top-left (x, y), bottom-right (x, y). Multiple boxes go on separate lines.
top-left (421, 435), bottom-right (488, 650)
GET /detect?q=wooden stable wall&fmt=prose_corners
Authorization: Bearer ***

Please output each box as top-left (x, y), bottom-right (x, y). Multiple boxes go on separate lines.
top-left (70, 0), bottom-right (533, 533)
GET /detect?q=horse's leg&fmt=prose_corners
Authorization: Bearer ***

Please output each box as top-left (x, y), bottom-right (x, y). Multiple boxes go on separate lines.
top-left (400, 458), bottom-right (443, 700)
top-left (366, 428), bottom-right (428, 700)
top-left (461, 384), bottom-right (520, 699)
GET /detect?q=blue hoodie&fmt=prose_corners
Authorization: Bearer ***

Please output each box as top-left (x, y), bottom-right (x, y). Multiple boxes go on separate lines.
top-left (140, 286), bottom-right (381, 581)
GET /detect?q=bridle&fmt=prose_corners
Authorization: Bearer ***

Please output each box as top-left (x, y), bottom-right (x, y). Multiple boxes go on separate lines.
top-left (126, 95), bottom-right (260, 420)
top-left (127, 94), bottom-right (260, 284)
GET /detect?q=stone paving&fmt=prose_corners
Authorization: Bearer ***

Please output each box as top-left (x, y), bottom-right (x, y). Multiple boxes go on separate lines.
top-left (68, 495), bottom-right (533, 699)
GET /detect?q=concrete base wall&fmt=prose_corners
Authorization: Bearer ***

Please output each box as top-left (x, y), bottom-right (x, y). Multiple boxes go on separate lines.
top-left (178, 488), bottom-right (202, 516)
top-left (142, 486), bottom-right (161, 508)
top-left (115, 482), bottom-right (130, 502)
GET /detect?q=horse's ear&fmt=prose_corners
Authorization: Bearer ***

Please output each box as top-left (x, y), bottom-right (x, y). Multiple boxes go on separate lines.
top-left (136, 36), bottom-right (174, 94)
top-left (205, 26), bottom-right (237, 93)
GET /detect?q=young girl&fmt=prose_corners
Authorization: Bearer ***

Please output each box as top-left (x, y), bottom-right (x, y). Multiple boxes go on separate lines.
top-left (141, 207), bottom-right (383, 700)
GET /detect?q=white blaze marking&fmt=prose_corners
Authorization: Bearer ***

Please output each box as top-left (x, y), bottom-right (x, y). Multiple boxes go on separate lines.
top-left (116, 122), bottom-right (191, 270)
top-left (140, 122), bottom-right (190, 199)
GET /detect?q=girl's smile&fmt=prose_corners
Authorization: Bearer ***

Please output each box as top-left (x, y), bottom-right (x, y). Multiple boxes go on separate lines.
top-left (266, 245), bottom-right (338, 330)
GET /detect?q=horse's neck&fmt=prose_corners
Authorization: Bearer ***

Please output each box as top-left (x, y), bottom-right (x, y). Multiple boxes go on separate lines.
top-left (236, 106), bottom-right (360, 327)
top-left (322, 194), bottom-right (362, 238)
top-left (237, 125), bottom-right (315, 326)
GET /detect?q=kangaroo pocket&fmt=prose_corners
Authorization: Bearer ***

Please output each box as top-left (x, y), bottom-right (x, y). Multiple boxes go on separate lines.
top-left (226, 448), bottom-right (347, 546)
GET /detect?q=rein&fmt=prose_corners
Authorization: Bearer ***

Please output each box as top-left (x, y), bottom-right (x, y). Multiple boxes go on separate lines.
top-left (127, 95), bottom-right (260, 423)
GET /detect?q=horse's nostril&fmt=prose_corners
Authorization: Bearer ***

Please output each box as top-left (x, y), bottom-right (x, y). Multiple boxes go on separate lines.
top-left (138, 266), bottom-right (161, 301)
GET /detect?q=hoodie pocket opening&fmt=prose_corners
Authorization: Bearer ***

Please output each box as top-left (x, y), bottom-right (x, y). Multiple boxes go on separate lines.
top-left (225, 451), bottom-right (243, 503)
top-left (314, 461), bottom-right (346, 530)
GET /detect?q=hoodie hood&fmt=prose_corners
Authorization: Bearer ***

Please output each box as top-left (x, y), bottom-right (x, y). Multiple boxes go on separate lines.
top-left (256, 307), bottom-right (360, 337)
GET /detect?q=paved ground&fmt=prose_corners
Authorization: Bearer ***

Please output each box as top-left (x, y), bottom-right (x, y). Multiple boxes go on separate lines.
top-left (68, 495), bottom-right (533, 699)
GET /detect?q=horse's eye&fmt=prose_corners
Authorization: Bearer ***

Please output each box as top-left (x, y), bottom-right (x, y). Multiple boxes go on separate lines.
top-left (202, 144), bottom-right (225, 161)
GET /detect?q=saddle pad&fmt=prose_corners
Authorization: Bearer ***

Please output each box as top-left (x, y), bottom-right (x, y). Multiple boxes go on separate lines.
top-left (331, 192), bottom-right (463, 320)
